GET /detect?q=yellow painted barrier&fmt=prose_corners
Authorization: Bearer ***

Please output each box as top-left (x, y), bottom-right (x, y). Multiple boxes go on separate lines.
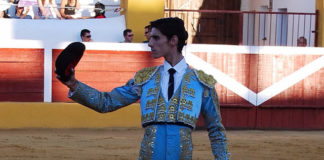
top-left (0, 102), bottom-right (141, 129)
top-left (121, 0), bottom-right (164, 42)
top-left (316, 0), bottom-right (324, 47)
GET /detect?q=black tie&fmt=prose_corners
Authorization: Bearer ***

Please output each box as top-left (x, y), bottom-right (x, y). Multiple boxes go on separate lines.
top-left (168, 68), bottom-right (176, 100)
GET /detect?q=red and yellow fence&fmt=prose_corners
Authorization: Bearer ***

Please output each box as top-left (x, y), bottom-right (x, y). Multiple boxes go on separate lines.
top-left (0, 41), bottom-right (324, 129)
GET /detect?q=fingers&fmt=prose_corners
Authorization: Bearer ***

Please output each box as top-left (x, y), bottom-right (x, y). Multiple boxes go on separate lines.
top-left (55, 67), bottom-right (77, 87)
top-left (56, 74), bottom-right (66, 84)
top-left (54, 68), bottom-right (68, 83)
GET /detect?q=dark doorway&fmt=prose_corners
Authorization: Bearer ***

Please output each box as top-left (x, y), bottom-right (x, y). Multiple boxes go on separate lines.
top-left (193, 0), bottom-right (241, 44)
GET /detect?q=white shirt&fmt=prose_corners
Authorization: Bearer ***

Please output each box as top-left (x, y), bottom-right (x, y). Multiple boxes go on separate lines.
top-left (161, 58), bottom-right (188, 101)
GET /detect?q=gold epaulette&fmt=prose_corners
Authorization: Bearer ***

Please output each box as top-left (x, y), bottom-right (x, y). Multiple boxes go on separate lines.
top-left (134, 66), bottom-right (159, 85)
top-left (194, 69), bottom-right (216, 88)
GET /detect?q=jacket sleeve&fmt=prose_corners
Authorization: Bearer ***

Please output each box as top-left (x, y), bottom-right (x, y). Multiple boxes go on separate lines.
top-left (201, 87), bottom-right (230, 160)
top-left (68, 79), bottom-right (141, 113)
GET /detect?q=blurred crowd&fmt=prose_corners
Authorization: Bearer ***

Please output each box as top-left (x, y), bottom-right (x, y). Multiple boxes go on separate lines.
top-left (0, 0), bottom-right (121, 19)
top-left (1, 0), bottom-right (152, 44)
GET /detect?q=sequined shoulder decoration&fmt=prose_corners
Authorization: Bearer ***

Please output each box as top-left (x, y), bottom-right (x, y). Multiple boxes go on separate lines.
top-left (134, 66), bottom-right (159, 85)
top-left (193, 69), bottom-right (216, 88)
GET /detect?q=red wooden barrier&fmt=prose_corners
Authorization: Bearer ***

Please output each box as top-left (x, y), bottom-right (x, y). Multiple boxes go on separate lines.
top-left (0, 48), bottom-right (44, 102)
top-left (51, 49), bottom-right (164, 102)
top-left (1, 47), bottom-right (323, 129)
top-left (193, 52), bottom-right (324, 129)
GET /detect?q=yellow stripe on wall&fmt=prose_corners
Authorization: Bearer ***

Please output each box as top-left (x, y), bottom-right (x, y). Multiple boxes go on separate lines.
top-left (316, 0), bottom-right (324, 47)
top-left (0, 103), bottom-right (141, 129)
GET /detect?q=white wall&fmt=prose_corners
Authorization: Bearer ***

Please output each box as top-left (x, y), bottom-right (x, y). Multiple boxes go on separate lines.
top-left (241, 0), bottom-right (316, 46)
top-left (273, 0), bottom-right (315, 12)
top-left (240, 0), bottom-right (251, 11)
top-left (241, 0), bottom-right (315, 12)
top-left (0, 15), bottom-right (126, 43)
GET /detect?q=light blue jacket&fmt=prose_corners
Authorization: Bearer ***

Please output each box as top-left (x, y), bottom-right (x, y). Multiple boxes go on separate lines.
top-left (69, 65), bottom-right (230, 160)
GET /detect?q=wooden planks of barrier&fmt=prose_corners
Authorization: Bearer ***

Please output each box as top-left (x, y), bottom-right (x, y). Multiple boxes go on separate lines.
top-left (51, 49), bottom-right (163, 102)
top-left (0, 48), bottom-right (44, 102)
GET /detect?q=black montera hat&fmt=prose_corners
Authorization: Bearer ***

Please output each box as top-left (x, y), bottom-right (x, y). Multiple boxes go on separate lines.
top-left (55, 42), bottom-right (85, 82)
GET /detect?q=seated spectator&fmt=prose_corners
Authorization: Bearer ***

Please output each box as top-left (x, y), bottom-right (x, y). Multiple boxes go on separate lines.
top-left (35, 0), bottom-right (62, 19)
top-left (142, 25), bottom-right (151, 43)
top-left (0, 1), bottom-right (12, 13)
top-left (11, 0), bottom-right (32, 19)
top-left (80, 29), bottom-right (93, 42)
top-left (0, 10), bottom-right (10, 18)
top-left (297, 36), bottom-right (307, 47)
top-left (60, 0), bottom-right (80, 19)
top-left (123, 29), bottom-right (133, 43)
top-left (3, 0), bottom-right (16, 18)
top-left (80, 2), bottom-right (105, 19)
top-left (0, 6), bottom-right (10, 17)
top-left (0, 11), bottom-right (5, 18)
top-left (18, 0), bottom-right (38, 19)
top-left (93, 2), bottom-right (105, 18)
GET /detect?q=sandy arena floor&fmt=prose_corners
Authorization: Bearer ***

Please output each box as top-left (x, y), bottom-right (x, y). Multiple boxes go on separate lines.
top-left (0, 128), bottom-right (323, 160)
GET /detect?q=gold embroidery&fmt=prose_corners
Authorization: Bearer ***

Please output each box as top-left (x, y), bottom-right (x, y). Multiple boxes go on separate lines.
top-left (177, 112), bottom-right (197, 127)
top-left (180, 99), bottom-right (186, 106)
top-left (168, 114), bottom-right (175, 121)
top-left (147, 88), bottom-right (153, 96)
top-left (157, 112), bottom-right (165, 121)
top-left (185, 114), bottom-right (190, 120)
top-left (177, 111), bottom-right (197, 127)
top-left (155, 72), bottom-right (161, 83)
top-left (183, 83), bottom-right (188, 92)
top-left (167, 105), bottom-right (177, 122)
top-left (171, 97), bottom-right (178, 104)
top-left (153, 86), bottom-right (159, 94)
top-left (156, 94), bottom-right (166, 121)
top-left (146, 86), bottom-right (159, 97)
top-left (139, 125), bottom-right (157, 160)
top-left (183, 73), bottom-right (191, 83)
top-left (135, 66), bottom-right (158, 84)
top-left (178, 112), bottom-right (184, 121)
top-left (159, 104), bottom-right (166, 110)
top-left (189, 88), bottom-right (195, 97)
top-left (158, 96), bottom-right (164, 105)
top-left (179, 99), bottom-right (193, 111)
top-left (181, 83), bottom-right (196, 98)
top-left (141, 112), bottom-right (154, 123)
top-left (169, 105), bottom-right (175, 112)
top-left (196, 70), bottom-right (216, 88)
top-left (183, 70), bottom-right (194, 83)
top-left (180, 128), bottom-right (193, 160)
top-left (145, 99), bottom-right (157, 109)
